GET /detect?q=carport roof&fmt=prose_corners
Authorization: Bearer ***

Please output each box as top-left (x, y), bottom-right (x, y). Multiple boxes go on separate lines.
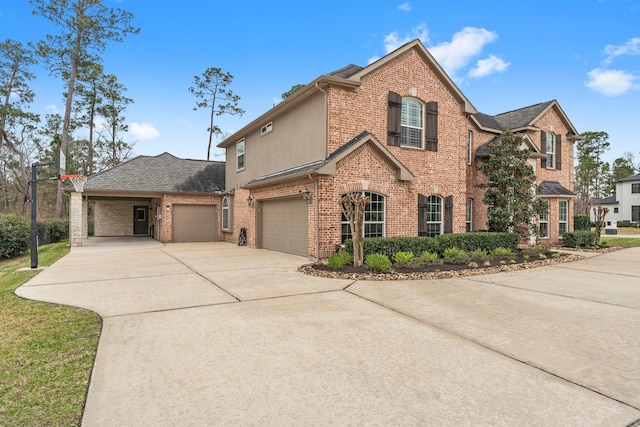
top-left (78, 152), bottom-right (225, 194)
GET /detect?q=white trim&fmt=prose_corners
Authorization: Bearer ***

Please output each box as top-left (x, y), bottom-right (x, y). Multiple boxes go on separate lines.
top-left (260, 122), bottom-right (273, 135)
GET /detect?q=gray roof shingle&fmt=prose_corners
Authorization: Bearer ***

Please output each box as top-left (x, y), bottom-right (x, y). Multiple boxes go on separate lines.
top-left (537, 180), bottom-right (575, 196)
top-left (474, 101), bottom-right (554, 131)
top-left (82, 152), bottom-right (225, 193)
top-left (618, 173), bottom-right (640, 182)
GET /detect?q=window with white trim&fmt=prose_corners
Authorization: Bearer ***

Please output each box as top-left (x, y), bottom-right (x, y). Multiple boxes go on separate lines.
top-left (467, 131), bottom-right (473, 165)
top-left (466, 199), bottom-right (473, 232)
top-left (633, 206), bottom-right (640, 222)
top-left (546, 133), bottom-right (555, 169)
top-left (222, 197), bottom-right (230, 231)
top-left (632, 183), bottom-right (640, 193)
top-left (424, 195), bottom-right (443, 237)
top-left (236, 139), bottom-right (245, 170)
top-left (341, 192), bottom-right (385, 243)
top-left (558, 200), bottom-right (568, 235)
top-left (539, 201), bottom-right (549, 238)
top-left (400, 97), bottom-right (424, 148)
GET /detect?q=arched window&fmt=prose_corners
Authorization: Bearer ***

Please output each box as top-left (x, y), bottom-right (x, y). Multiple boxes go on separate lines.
top-left (221, 197), bottom-right (230, 231)
top-left (418, 195), bottom-right (442, 237)
top-left (401, 97), bottom-right (424, 148)
top-left (341, 192), bottom-right (385, 243)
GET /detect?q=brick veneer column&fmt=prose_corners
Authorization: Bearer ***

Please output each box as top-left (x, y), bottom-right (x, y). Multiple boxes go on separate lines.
top-left (69, 191), bottom-right (84, 246)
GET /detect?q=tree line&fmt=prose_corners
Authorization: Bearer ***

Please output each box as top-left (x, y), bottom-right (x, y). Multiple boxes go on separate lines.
top-left (1, 0), bottom-right (139, 218)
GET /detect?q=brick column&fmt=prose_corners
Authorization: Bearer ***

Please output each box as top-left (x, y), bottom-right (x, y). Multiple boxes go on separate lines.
top-left (69, 191), bottom-right (84, 246)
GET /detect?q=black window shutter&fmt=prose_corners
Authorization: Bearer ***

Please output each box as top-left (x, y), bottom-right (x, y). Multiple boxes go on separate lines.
top-left (426, 101), bottom-right (438, 152)
top-left (387, 91), bottom-right (402, 146)
top-left (418, 194), bottom-right (427, 236)
top-left (555, 133), bottom-right (562, 170)
top-left (444, 195), bottom-right (453, 234)
top-left (540, 131), bottom-right (547, 169)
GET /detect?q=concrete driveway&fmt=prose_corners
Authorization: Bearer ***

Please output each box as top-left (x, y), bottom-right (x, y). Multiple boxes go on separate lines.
top-left (16, 238), bottom-right (640, 426)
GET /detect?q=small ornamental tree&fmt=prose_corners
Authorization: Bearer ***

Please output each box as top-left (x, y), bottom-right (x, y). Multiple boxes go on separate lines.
top-left (341, 192), bottom-right (370, 267)
top-left (477, 131), bottom-right (547, 242)
top-left (592, 205), bottom-right (609, 246)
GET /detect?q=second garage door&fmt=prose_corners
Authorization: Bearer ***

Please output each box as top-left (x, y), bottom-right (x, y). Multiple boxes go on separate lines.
top-left (261, 198), bottom-right (308, 256)
top-left (172, 204), bottom-right (217, 242)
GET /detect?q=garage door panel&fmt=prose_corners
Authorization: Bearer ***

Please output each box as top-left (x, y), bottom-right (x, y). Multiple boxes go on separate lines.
top-left (261, 198), bottom-right (307, 256)
top-left (173, 205), bottom-right (216, 242)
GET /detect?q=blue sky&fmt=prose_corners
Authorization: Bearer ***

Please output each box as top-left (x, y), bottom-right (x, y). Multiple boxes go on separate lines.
top-left (3, 0), bottom-right (639, 165)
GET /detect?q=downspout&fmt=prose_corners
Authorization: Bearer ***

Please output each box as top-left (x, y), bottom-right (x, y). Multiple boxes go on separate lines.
top-left (314, 82), bottom-right (329, 260)
top-left (310, 173), bottom-right (319, 260)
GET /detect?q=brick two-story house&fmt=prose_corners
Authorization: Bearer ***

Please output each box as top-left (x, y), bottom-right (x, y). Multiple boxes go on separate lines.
top-left (216, 39), bottom-right (579, 258)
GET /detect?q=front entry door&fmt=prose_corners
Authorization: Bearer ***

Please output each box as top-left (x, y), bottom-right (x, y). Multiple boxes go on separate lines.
top-left (133, 206), bottom-right (149, 235)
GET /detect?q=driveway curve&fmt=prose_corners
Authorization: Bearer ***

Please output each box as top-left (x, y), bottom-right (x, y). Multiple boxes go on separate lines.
top-left (16, 239), bottom-right (640, 426)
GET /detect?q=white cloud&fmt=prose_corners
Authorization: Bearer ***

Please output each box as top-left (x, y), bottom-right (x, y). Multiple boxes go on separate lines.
top-left (398, 2), bottom-right (411, 12)
top-left (469, 54), bottom-right (510, 78)
top-left (428, 27), bottom-right (497, 78)
top-left (46, 104), bottom-right (59, 114)
top-left (586, 68), bottom-right (638, 96)
top-left (129, 122), bottom-right (160, 140)
top-left (383, 23), bottom-right (429, 54)
top-left (604, 37), bottom-right (640, 64)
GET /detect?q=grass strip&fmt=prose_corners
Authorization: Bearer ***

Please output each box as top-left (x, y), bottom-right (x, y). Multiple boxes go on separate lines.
top-left (0, 243), bottom-right (101, 427)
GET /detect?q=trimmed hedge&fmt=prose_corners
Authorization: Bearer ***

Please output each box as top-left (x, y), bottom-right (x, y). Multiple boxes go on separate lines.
top-left (562, 230), bottom-right (597, 248)
top-left (37, 218), bottom-right (69, 245)
top-left (0, 213), bottom-right (30, 259)
top-left (344, 232), bottom-right (518, 259)
top-left (573, 214), bottom-right (591, 231)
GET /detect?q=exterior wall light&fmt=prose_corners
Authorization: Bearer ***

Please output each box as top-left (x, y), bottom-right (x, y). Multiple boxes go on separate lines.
top-left (247, 196), bottom-right (254, 208)
top-left (300, 187), bottom-right (313, 204)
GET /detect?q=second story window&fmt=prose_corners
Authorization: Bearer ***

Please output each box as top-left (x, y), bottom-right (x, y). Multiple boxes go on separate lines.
top-left (236, 139), bottom-right (245, 170)
top-left (546, 133), bottom-right (555, 169)
top-left (632, 183), bottom-right (640, 193)
top-left (401, 97), bottom-right (423, 148)
top-left (467, 131), bottom-right (473, 164)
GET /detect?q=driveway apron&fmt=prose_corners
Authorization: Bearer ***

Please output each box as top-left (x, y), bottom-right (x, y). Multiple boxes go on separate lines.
top-left (16, 240), bottom-right (640, 426)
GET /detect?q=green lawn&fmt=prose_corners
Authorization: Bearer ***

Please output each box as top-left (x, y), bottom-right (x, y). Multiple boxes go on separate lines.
top-left (0, 243), bottom-right (101, 427)
top-left (600, 236), bottom-right (640, 248)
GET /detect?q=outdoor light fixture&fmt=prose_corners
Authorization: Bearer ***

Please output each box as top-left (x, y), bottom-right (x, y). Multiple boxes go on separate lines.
top-left (166, 205), bottom-right (170, 211)
top-left (247, 196), bottom-right (254, 208)
top-left (300, 187), bottom-right (313, 204)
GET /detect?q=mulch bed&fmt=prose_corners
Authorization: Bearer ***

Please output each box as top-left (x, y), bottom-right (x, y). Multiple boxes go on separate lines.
top-left (299, 246), bottom-right (622, 281)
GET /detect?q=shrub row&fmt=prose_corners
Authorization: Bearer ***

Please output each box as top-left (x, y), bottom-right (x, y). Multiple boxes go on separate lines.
top-left (0, 213), bottom-right (30, 259)
top-left (617, 221), bottom-right (639, 228)
top-left (562, 230), bottom-right (597, 248)
top-left (344, 232), bottom-right (519, 259)
top-left (573, 214), bottom-right (591, 231)
top-left (37, 218), bottom-right (69, 245)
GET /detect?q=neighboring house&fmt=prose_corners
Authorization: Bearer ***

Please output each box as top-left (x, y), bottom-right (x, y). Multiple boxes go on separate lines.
top-left (591, 173), bottom-right (640, 224)
top-left (217, 39), bottom-right (580, 258)
top-left (66, 152), bottom-right (225, 244)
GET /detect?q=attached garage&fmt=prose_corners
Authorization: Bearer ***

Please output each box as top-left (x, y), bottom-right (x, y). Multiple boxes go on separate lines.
top-left (260, 198), bottom-right (308, 256)
top-left (172, 204), bottom-right (217, 242)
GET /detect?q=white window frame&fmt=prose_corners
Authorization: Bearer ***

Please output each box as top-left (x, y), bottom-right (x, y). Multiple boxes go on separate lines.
top-left (400, 97), bottom-right (424, 149)
top-left (539, 201), bottom-right (549, 238)
top-left (236, 139), bottom-right (245, 171)
top-left (261, 122), bottom-right (273, 135)
top-left (425, 195), bottom-right (443, 237)
top-left (221, 197), bottom-right (230, 231)
top-left (546, 132), bottom-right (555, 169)
top-left (466, 198), bottom-right (473, 232)
top-left (467, 131), bottom-right (473, 165)
top-left (558, 200), bottom-right (568, 236)
top-left (341, 192), bottom-right (386, 242)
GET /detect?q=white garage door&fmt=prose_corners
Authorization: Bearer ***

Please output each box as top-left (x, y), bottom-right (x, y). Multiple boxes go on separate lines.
top-left (172, 205), bottom-right (217, 242)
top-left (261, 198), bottom-right (308, 256)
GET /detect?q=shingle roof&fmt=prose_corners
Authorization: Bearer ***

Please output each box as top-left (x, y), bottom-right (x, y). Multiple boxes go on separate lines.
top-left (596, 195), bottom-right (618, 204)
top-left (82, 152), bottom-right (225, 193)
top-left (537, 180), bottom-right (575, 196)
top-left (474, 101), bottom-right (555, 131)
top-left (327, 64), bottom-right (363, 79)
top-left (618, 173), bottom-right (640, 182)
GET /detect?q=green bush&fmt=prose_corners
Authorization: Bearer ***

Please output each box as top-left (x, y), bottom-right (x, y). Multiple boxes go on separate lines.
top-left (0, 213), bottom-right (30, 259)
top-left (393, 251), bottom-right (414, 265)
top-left (442, 247), bottom-right (469, 264)
top-left (521, 244), bottom-right (551, 257)
top-left (436, 232), bottom-right (518, 254)
top-left (420, 250), bottom-right (439, 263)
top-left (562, 231), bottom-right (597, 248)
top-left (491, 247), bottom-right (513, 257)
top-left (470, 248), bottom-right (490, 261)
top-left (365, 253), bottom-right (392, 271)
top-left (344, 236), bottom-right (439, 259)
top-left (37, 218), bottom-right (69, 245)
top-left (573, 214), bottom-right (591, 231)
top-left (327, 252), bottom-right (353, 269)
